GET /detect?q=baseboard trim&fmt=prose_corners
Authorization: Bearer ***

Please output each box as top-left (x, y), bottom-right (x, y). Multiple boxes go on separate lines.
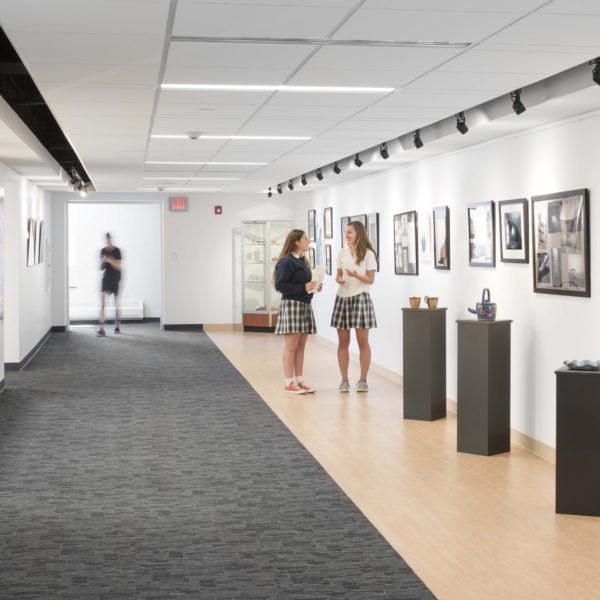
top-left (51, 326), bottom-right (67, 333)
top-left (163, 324), bottom-right (204, 332)
top-left (5, 327), bottom-right (52, 372)
top-left (69, 317), bottom-right (160, 325)
top-left (511, 429), bottom-right (556, 464)
top-left (204, 324), bottom-right (243, 332)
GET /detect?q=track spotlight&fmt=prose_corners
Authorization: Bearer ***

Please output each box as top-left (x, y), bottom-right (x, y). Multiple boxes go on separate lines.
top-left (413, 129), bottom-right (423, 149)
top-left (301, 174), bottom-right (307, 186)
top-left (379, 143), bottom-right (389, 159)
top-left (316, 168), bottom-right (323, 181)
top-left (267, 187), bottom-right (272, 198)
top-left (510, 89), bottom-right (526, 115)
top-left (287, 180), bottom-right (294, 191)
top-left (456, 112), bottom-right (468, 134)
top-left (591, 58), bottom-right (600, 85)
top-left (354, 153), bottom-right (363, 167)
top-left (78, 182), bottom-right (87, 198)
top-left (277, 184), bottom-right (282, 194)
top-left (333, 162), bottom-right (341, 174)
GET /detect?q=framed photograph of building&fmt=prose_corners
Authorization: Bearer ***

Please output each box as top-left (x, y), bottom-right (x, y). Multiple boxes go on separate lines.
top-left (498, 199), bottom-right (528, 263)
top-left (324, 207), bottom-right (333, 239)
top-left (468, 201), bottom-right (495, 267)
top-left (308, 209), bottom-right (316, 242)
top-left (366, 212), bottom-right (380, 271)
top-left (308, 246), bottom-right (316, 269)
top-left (433, 206), bottom-right (450, 270)
top-left (325, 244), bottom-right (332, 275)
top-left (394, 211), bottom-right (418, 275)
top-left (532, 189), bottom-right (590, 296)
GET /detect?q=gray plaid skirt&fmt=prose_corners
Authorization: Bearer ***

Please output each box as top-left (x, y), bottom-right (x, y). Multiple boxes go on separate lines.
top-left (275, 299), bottom-right (317, 335)
top-left (330, 292), bottom-right (377, 330)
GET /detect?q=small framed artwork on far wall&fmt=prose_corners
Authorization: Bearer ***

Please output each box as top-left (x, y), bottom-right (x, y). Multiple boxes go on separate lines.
top-left (467, 201), bottom-right (495, 267)
top-left (308, 246), bottom-right (316, 269)
top-left (308, 209), bottom-right (316, 242)
top-left (340, 216), bottom-right (350, 246)
top-left (324, 207), bottom-right (333, 239)
top-left (325, 244), bottom-right (332, 275)
top-left (433, 206), bottom-right (450, 270)
top-left (498, 198), bottom-right (529, 263)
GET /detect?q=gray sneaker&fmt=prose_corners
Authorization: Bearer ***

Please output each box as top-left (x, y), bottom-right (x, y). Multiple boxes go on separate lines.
top-left (338, 379), bottom-right (350, 393)
top-left (357, 379), bottom-right (369, 392)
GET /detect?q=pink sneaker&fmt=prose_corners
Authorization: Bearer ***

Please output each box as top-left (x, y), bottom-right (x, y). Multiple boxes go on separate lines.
top-left (284, 383), bottom-right (307, 394)
top-left (297, 380), bottom-right (315, 393)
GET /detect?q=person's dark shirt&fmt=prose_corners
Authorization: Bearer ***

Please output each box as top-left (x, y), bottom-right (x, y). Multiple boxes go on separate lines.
top-left (275, 255), bottom-right (312, 304)
top-left (101, 246), bottom-right (122, 283)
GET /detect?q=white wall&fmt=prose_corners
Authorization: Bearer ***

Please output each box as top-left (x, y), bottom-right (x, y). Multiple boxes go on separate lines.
top-left (68, 202), bottom-right (162, 318)
top-left (3, 177), bottom-right (52, 363)
top-left (295, 110), bottom-right (600, 449)
top-left (164, 193), bottom-right (295, 325)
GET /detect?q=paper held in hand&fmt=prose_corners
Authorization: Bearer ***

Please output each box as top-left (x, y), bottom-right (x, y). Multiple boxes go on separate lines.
top-left (309, 266), bottom-right (326, 293)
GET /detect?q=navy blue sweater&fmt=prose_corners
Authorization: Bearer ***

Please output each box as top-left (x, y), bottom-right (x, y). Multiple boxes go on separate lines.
top-left (274, 255), bottom-right (312, 304)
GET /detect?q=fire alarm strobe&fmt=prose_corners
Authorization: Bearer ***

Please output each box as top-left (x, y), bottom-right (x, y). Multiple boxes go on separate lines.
top-left (214, 205), bottom-right (222, 214)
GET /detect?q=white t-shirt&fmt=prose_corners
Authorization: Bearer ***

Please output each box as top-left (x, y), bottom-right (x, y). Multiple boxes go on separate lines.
top-left (336, 246), bottom-right (377, 298)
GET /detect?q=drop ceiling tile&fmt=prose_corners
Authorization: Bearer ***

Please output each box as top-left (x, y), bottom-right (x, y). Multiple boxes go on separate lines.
top-left (156, 103), bottom-right (258, 119)
top-left (29, 63), bottom-right (160, 86)
top-left (158, 89), bottom-right (272, 106)
top-left (73, 135), bottom-right (148, 152)
top-left (178, 0), bottom-right (357, 6)
top-left (163, 66), bottom-right (293, 86)
top-left (362, 0), bottom-right (542, 11)
top-left (173, 3), bottom-right (347, 38)
top-left (539, 0), bottom-right (600, 15)
top-left (332, 8), bottom-right (521, 43)
top-left (238, 118), bottom-right (334, 137)
top-left (59, 117), bottom-right (151, 135)
top-left (255, 103), bottom-right (359, 120)
top-left (153, 117), bottom-right (249, 133)
top-left (50, 102), bottom-right (154, 119)
top-left (288, 68), bottom-right (414, 88)
top-left (43, 85), bottom-right (156, 104)
top-left (146, 138), bottom-right (228, 157)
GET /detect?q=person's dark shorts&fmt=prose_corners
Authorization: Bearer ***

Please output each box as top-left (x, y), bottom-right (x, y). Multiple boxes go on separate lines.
top-left (102, 279), bottom-right (119, 295)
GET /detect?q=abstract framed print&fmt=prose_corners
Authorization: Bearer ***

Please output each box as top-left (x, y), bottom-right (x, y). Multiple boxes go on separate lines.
top-left (325, 244), bottom-right (332, 275)
top-left (498, 199), bottom-right (529, 263)
top-left (366, 212), bottom-right (380, 271)
top-left (532, 189), bottom-right (590, 297)
top-left (433, 206), bottom-right (450, 270)
top-left (308, 246), bottom-right (316, 269)
top-left (308, 209), bottom-right (316, 242)
top-left (393, 211), bottom-right (418, 275)
top-left (324, 207), bottom-right (333, 239)
top-left (467, 201), bottom-right (495, 267)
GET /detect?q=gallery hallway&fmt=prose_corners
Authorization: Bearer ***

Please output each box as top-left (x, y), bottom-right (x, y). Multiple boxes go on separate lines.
top-left (0, 324), bottom-right (432, 600)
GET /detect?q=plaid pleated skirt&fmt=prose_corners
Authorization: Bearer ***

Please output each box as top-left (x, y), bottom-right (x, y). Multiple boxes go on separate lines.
top-left (275, 299), bottom-right (317, 335)
top-left (330, 292), bottom-right (377, 330)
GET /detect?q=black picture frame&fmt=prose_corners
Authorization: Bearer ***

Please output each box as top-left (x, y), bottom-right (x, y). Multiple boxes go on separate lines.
top-left (467, 201), bottom-right (496, 267)
top-left (325, 244), bottom-right (332, 275)
top-left (340, 216), bottom-right (350, 246)
top-left (324, 207), bottom-right (333, 239)
top-left (308, 209), bottom-right (316, 242)
top-left (393, 211), bottom-right (418, 275)
top-left (531, 188), bottom-right (590, 297)
top-left (498, 198), bottom-right (529, 263)
top-left (433, 206), bottom-right (450, 270)
top-left (366, 212), bottom-right (380, 271)
top-left (308, 246), bottom-right (316, 269)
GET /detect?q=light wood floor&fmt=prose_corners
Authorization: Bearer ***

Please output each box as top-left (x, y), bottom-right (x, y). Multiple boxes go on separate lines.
top-left (207, 330), bottom-right (600, 600)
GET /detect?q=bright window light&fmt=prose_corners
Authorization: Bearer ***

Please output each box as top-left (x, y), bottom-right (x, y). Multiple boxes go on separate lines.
top-left (162, 83), bottom-right (395, 93)
top-left (151, 134), bottom-right (310, 141)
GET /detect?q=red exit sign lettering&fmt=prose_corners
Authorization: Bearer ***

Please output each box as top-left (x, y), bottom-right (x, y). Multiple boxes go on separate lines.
top-left (169, 196), bottom-right (188, 212)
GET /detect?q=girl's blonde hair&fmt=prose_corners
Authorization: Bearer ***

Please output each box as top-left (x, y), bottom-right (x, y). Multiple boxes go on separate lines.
top-left (348, 221), bottom-right (377, 265)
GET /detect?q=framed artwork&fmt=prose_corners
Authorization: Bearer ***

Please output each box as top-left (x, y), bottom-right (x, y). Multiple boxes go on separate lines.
top-left (532, 189), bottom-right (590, 296)
top-left (350, 214), bottom-right (367, 226)
top-left (468, 201), bottom-right (495, 267)
top-left (498, 199), bottom-right (529, 263)
top-left (325, 244), bottom-right (332, 275)
top-left (27, 218), bottom-right (36, 267)
top-left (340, 216), bottom-right (350, 246)
top-left (433, 206), bottom-right (450, 270)
top-left (324, 207), bottom-right (333, 239)
top-left (366, 212), bottom-right (380, 271)
top-left (419, 211), bottom-right (432, 265)
top-left (308, 209), bottom-right (316, 242)
top-left (308, 246), bottom-right (316, 269)
top-left (394, 211), bottom-right (418, 275)
top-left (38, 220), bottom-right (45, 264)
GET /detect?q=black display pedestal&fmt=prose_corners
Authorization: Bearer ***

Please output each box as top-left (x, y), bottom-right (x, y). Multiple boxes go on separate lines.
top-left (556, 367), bottom-right (600, 517)
top-left (456, 319), bottom-right (512, 456)
top-left (402, 308), bottom-right (446, 421)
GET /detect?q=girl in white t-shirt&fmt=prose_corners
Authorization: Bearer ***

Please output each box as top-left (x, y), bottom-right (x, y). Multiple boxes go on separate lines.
top-left (330, 221), bottom-right (378, 392)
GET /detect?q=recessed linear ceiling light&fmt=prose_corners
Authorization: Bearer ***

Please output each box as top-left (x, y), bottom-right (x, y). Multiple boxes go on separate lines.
top-left (141, 177), bottom-right (240, 181)
top-left (140, 187), bottom-right (222, 192)
top-left (145, 161), bottom-right (267, 166)
top-left (151, 134), bottom-right (311, 141)
top-left (162, 83), bottom-right (394, 93)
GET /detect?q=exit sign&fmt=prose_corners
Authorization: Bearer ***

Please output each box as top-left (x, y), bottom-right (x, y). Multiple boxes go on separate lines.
top-left (169, 196), bottom-right (188, 212)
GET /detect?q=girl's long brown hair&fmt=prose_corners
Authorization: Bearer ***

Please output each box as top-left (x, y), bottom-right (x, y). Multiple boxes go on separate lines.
top-left (348, 221), bottom-right (377, 265)
top-left (273, 229), bottom-right (309, 280)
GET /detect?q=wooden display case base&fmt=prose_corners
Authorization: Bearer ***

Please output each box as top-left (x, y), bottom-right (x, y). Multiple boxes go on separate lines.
top-left (243, 312), bottom-right (278, 333)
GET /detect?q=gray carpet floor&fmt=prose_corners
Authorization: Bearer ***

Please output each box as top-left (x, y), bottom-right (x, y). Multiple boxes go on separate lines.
top-left (0, 323), bottom-right (435, 599)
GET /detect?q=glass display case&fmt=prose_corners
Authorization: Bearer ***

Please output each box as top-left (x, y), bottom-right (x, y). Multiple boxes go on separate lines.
top-left (242, 220), bottom-right (292, 331)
